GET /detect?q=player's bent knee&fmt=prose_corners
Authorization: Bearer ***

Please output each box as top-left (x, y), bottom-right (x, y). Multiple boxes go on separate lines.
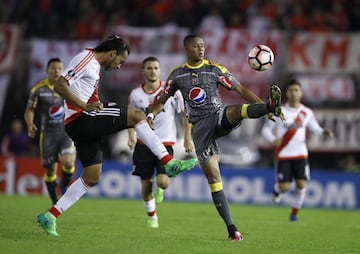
top-left (83, 178), bottom-right (99, 187)
top-left (296, 182), bottom-right (306, 189)
top-left (279, 183), bottom-right (290, 193)
top-left (157, 181), bottom-right (169, 189)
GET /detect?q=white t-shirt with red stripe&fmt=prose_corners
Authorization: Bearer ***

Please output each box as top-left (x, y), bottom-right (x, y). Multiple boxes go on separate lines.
top-left (62, 49), bottom-right (101, 124)
top-left (129, 81), bottom-right (184, 145)
top-left (261, 103), bottom-right (323, 160)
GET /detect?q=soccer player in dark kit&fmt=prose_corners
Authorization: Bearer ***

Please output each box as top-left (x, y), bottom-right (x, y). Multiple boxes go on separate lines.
top-left (148, 34), bottom-right (283, 241)
top-left (25, 58), bottom-right (76, 205)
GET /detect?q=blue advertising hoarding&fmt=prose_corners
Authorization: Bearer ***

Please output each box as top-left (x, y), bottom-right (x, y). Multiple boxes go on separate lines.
top-left (76, 160), bottom-right (360, 209)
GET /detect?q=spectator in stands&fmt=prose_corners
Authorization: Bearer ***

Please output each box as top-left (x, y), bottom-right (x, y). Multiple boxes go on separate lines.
top-left (1, 118), bottom-right (30, 156)
top-left (329, 2), bottom-right (348, 32)
top-left (198, 6), bottom-right (226, 33)
top-left (2, 0), bottom-right (360, 39)
top-left (307, 8), bottom-right (330, 32)
top-left (289, 3), bottom-right (307, 31)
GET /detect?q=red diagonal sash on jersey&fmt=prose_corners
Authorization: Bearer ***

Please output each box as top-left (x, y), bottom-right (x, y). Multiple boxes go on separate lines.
top-left (276, 110), bottom-right (307, 155)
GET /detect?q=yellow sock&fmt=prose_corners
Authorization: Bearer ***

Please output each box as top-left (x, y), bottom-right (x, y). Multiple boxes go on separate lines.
top-left (209, 182), bottom-right (223, 192)
top-left (62, 166), bottom-right (75, 174)
top-left (44, 174), bottom-right (57, 182)
top-left (241, 104), bottom-right (249, 118)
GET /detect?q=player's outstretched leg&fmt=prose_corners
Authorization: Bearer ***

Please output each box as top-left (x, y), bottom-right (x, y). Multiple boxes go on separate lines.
top-left (164, 158), bottom-right (198, 177)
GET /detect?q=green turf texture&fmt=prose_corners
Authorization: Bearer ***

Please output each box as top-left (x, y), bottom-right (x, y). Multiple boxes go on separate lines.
top-left (0, 195), bottom-right (359, 254)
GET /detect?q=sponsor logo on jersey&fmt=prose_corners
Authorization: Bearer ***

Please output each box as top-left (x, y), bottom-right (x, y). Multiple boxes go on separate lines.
top-left (189, 87), bottom-right (206, 104)
top-left (49, 106), bottom-right (65, 120)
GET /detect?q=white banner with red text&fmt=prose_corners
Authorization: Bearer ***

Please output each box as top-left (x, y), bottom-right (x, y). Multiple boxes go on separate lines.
top-left (29, 29), bottom-right (359, 105)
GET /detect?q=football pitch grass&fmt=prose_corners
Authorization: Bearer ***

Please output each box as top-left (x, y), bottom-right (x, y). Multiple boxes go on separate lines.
top-left (0, 195), bottom-right (359, 254)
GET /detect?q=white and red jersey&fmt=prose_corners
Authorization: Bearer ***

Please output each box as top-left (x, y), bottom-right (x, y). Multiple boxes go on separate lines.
top-left (261, 103), bottom-right (324, 160)
top-left (129, 81), bottom-right (184, 145)
top-left (62, 49), bottom-right (101, 124)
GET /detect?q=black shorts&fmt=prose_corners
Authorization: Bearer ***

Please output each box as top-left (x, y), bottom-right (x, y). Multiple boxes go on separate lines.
top-left (65, 103), bottom-right (128, 167)
top-left (132, 143), bottom-right (173, 180)
top-left (40, 127), bottom-right (75, 168)
top-left (275, 159), bottom-right (310, 183)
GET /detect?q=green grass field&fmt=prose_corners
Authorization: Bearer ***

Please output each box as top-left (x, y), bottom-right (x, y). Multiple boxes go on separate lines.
top-left (0, 195), bottom-right (359, 254)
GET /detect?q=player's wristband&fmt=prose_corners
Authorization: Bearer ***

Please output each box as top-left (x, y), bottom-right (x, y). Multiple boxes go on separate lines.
top-left (146, 113), bottom-right (154, 120)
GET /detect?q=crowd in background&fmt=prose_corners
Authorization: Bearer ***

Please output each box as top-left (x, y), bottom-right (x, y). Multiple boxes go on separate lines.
top-left (1, 0), bottom-right (360, 40)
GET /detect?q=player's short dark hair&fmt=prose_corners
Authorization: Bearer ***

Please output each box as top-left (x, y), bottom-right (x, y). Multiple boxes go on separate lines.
top-left (183, 34), bottom-right (202, 47)
top-left (142, 56), bottom-right (159, 67)
top-left (285, 79), bottom-right (302, 91)
top-left (46, 58), bottom-right (62, 69)
top-left (93, 35), bottom-right (130, 55)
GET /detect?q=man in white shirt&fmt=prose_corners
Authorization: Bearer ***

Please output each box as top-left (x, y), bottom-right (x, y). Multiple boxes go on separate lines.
top-left (262, 79), bottom-right (333, 221)
top-left (128, 57), bottom-right (194, 228)
top-left (36, 35), bottom-right (197, 237)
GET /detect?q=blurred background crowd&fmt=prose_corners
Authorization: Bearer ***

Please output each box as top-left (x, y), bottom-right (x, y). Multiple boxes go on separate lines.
top-left (1, 0), bottom-right (360, 39)
top-left (0, 0), bottom-right (360, 172)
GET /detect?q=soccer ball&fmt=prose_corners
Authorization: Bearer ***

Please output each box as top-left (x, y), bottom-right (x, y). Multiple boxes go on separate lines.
top-left (248, 45), bottom-right (274, 71)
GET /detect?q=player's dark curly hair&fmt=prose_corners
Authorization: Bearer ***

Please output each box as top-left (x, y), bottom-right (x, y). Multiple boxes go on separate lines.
top-left (46, 58), bottom-right (61, 69)
top-left (93, 35), bottom-right (130, 55)
top-left (183, 34), bottom-right (202, 47)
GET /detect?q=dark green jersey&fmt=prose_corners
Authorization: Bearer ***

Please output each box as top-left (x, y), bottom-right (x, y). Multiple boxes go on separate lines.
top-left (27, 79), bottom-right (65, 131)
top-left (164, 59), bottom-right (240, 123)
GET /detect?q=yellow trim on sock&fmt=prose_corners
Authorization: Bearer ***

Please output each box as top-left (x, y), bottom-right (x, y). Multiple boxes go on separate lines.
top-left (44, 174), bottom-right (57, 182)
top-left (209, 182), bottom-right (223, 192)
top-left (62, 166), bottom-right (75, 174)
top-left (241, 104), bottom-right (249, 118)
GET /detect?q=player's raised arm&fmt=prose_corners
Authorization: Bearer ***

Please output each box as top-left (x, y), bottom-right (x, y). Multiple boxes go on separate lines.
top-left (54, 77), bottom-right (87, 109)
top-left (218, 68), bottom-right (264, 104)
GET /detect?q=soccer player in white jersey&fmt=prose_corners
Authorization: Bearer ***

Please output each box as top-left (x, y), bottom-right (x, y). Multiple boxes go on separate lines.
top-left (261, 79), bottom-right (333, 221)
top-left (128, 57), bottom-right (194, 228)
top-left (36, 35), bottom-right (197, 237)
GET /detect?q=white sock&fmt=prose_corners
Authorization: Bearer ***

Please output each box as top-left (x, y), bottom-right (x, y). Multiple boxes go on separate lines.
top-left (134, 120), bottom-right (170, 161)
top-left (54, 177), bottom-right (90, 213)
top-left (293, 187), bottom-right (306, 209)
top-left (144, 198), bottom-right (158, 220)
